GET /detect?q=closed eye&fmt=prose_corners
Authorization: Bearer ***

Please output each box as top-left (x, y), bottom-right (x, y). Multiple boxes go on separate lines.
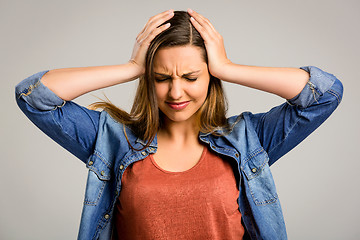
top-left (155, 77), bottom-right (197, 82)
top-left (154, 70), bottom-right (200, 82)
top-left (155, 77), bottom-right (171, 82)
top-left (185, 77), bottom-right (197, 81)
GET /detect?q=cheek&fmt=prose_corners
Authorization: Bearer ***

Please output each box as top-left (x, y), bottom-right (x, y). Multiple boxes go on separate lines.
top-left (155, 84), bottom-right (166, 100)
top-left (192, 80), bottom-right (210, 101)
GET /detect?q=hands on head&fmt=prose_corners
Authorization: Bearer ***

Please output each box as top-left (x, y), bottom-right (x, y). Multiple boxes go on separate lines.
top-left (187, 9), bottom-right (232, 79)
top-left (129, 9), bottom-right (232, 80)
top-left (129, 9), bottom-right (174, 76)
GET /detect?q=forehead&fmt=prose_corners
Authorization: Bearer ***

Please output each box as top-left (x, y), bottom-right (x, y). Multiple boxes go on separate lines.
top-left (153, 45), bottom-right (206, 72)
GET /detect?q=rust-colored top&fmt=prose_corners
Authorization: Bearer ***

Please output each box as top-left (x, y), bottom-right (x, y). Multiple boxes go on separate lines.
top-left (112, 146), bottom-right (244, 239)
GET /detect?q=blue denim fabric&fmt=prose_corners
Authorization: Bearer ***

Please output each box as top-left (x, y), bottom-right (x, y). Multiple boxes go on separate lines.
top-left (15, 66), bottom-right (343, 240)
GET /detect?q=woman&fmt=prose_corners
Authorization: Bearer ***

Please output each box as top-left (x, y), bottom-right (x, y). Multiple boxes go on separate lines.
top-left (15, 9), bottom-right (343, 240)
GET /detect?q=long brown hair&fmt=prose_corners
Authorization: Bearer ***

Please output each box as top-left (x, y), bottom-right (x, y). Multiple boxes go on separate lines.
top-left (89, 11), bottom-right (229, 150)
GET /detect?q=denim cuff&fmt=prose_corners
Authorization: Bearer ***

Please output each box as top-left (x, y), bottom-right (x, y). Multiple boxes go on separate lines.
top-left (15, 70), bottom-right (65, 111)
top-left (287, 66), bottom-right (336, 108)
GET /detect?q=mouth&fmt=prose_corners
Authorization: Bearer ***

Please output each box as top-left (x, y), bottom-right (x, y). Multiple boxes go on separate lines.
top-left (166, 101), bottom-right (191, 110)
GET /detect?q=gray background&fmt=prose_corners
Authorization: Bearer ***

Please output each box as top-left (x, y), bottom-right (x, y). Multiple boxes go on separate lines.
top-left (1, 0), bottom-right (359, 239)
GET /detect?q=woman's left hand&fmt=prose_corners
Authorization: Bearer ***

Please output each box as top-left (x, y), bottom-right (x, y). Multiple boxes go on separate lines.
top-left (187, 9), bottom-right (232, 79)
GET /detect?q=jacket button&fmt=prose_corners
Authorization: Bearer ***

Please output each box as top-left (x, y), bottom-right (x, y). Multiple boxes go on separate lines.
top-left (141, 151), bottom-right (146, 156)
top-left (235, 153), bottom-right (239, 158)
top-left (119, 165), bottom-right (124, 170)
top-left (251, 168), bottom-right (257, 173)
top-left (88, 161), bottom-right (93, 166)
top-left (104, 214), bottom-right (110, 220)
top-left (100, 171), bottom-right (105, 176)
top-left (149, 147), bottom-right (154, 151)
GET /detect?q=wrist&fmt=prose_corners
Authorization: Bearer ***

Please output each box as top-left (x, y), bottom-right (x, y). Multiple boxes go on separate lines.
top-left (211, 60), bottom-right (233, 80)
top-left (127, 60), bottom-right (145, 79)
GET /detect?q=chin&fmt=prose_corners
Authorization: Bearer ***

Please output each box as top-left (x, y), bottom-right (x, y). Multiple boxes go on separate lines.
top-left (165, 114), bottom-right (192, 123)
top-left (159, 103), bottom-right (202, 124)
top-left (160, 109), bottom-right (200, 124)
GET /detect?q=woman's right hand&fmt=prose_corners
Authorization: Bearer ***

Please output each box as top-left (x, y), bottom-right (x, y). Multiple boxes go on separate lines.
top-left (129, 9), bottom-right (174, 77)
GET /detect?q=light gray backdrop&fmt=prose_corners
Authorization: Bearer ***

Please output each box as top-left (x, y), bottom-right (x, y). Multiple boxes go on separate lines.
top-left (1, 0), bottom-right (359, 239)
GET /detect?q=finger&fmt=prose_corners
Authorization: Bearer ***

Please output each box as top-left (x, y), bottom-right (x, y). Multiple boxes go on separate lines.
top-left (187, 9), bottom-right (217, 33)
top-left (142, 22), bottom-right (171, 45)
top-left (137, 10), bottom-right (172, 40)
top-left (189, 11), bottom-right (223, 42)
top-left (137, 10), bottom-right (173, 37)
top-left (137, 10), bottom-right (174, 40)
top-left (137, 16), bottom-right (172, 44)
top-left (189, 16), bottom-right (212, 42)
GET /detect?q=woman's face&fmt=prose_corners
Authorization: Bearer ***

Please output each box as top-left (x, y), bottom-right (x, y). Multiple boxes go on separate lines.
top-left (153, 45), bottom-right (210, 125)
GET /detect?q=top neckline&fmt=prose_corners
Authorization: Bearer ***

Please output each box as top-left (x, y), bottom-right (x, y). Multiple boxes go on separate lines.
top-left (149, 146), bottom-right (207, 174)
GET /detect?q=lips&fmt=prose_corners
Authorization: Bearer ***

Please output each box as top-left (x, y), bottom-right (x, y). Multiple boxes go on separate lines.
top-left (166, 101), bottom-right (190, 110)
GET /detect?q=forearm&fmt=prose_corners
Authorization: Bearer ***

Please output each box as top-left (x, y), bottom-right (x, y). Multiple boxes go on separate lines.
top-left (41, 62), bottom-right (141, 101)
top-left (219, 63), bottom-right (310, 100)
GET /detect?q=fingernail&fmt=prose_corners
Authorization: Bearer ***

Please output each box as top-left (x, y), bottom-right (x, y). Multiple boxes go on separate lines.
top-left (190, 17), bottom-right (195, 21)
top-left (188, 8), bottom-right (193, 13)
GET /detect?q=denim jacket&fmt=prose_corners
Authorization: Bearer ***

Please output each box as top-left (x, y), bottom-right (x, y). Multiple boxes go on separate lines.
top-left (15, 66), bottom-right (343, 240)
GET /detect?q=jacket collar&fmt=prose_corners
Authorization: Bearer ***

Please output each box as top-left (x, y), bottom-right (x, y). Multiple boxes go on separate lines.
top-left (135, 134), bottom-right (158, 148)
top-left (135, 132), bottom-right (212, 148)
top-left (135, 129), bottom-right (228, 148)
top-left (199, 127), bottom-right (230, 138)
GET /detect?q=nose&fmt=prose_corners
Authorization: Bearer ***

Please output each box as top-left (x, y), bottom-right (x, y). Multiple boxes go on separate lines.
top-left (168, 79), bottom-right (183, 100)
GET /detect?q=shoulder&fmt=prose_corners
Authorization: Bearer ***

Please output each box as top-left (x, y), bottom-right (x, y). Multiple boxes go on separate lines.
top-left (206, 113), bottom-right (267, 163)
top-left (97, 110), bottom-right (139, 146)
top-left (225, 111), bottom-right (261, 133)
top-left (205, 112), bottom-right (260, 143)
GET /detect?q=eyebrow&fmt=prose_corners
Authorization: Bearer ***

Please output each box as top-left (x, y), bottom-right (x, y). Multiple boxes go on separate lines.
top-left (154, 70), bottom-right (201, 77)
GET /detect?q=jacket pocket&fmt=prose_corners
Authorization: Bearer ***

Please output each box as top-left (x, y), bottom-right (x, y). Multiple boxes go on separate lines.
top-left (83, 152), bottom-right (111, 206)
top-left (241, 148), bottom-right (278, 205)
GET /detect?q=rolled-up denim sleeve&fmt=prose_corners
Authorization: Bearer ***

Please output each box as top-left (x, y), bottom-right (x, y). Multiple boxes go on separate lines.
top-left (249, 66), bottom-right (343, 166)
top-left (287, 66), bottom-right (341, 108)
top-left (15, 70), bottom-right (101, 164)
